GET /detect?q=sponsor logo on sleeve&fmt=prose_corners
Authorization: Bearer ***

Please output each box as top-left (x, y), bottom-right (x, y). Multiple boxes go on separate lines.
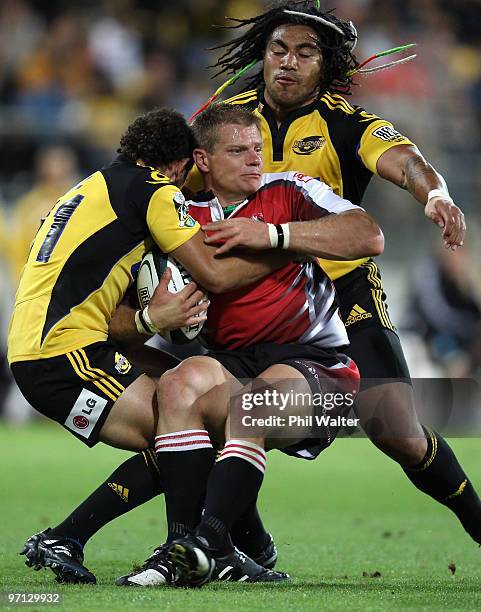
top-left (173, 191), bottom-right (196, 227)
top-left (292, 136), bottom-right (325, 155)
top-left (293, 172), bottom-right (314, 183)
top-left (64, 389), bottom-right (108, 439)
top-left (372, 125), bottom-right (406, 143)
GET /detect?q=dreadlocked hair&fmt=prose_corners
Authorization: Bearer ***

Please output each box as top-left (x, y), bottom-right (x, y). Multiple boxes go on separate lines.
top-left (118, 107), bottom-right (196, 168)
top-left (192, 103), bottom-right (261, 153)
top-left (211, 0), bottom-right (358, 96)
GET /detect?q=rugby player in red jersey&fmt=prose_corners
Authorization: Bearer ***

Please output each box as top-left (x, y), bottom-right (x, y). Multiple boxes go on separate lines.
top-left (117, 103), bottom-right (382, 586)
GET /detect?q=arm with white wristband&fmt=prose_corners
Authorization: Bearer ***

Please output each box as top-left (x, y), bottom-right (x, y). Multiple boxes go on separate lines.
top-left (267, 223), bottom-right (290, 250)
top-left (266, 212), bottom-right (383, 260)
top-left (424, 187), bottom-right (465, 250)
top-left (109, 268), bottom-right (208, 344)
top-left (134, 306), bottom-right (162, 336)
top-left (426, 189), bottom-right (453, 205)
top-left (202, 204), bottom-right (383, 260)
top-left (376, 144), bottom-right (465, 249)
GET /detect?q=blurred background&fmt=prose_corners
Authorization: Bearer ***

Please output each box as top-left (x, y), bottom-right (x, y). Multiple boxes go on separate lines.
top-left (0, 0), bottom-right (480, 422)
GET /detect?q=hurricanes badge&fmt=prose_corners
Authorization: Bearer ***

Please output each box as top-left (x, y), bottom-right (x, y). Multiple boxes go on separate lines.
top-left (115, 352), bottom-right (132, 375)
top-left (292, 136), bottom-right (325, 155)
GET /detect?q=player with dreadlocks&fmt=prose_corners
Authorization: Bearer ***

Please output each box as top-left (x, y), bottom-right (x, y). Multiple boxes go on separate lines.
top-left (189, 0), bottom-right (478, 557)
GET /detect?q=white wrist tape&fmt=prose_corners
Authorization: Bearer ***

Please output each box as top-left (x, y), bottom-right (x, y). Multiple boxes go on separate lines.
top-left (427, 189), bottom-right (452, 205)
top-left (280, 223), bottom-right (290, 250)
top-left (142, 305), bottom-right (162, 334)
top-left (267, 223), bottom-right (278, 248)
top-left (135, 309), bottom-right (153, 335)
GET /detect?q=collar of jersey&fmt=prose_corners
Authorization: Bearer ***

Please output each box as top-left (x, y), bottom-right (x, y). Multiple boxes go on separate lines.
top-left (207, 195), bottom-right (250, 220)
top-left (258, 90), bottom-right (321, 128)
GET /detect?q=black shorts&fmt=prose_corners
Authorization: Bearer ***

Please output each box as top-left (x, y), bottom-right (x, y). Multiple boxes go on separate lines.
top-left (11, 341), bottom-right (142, 447)
top-left (334, 260), bottom-right (411, 387)
top-left (208, 342), bottom-right (360, 461)
top-left (207, 342), bottom-right (343, 380)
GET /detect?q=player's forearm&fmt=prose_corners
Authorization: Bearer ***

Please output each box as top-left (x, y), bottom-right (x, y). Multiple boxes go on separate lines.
top-left (108, 304), bottom-right (148, 349)
top-left (377, 144), bottom-right (448, 205)
top-left (173, 232), bottom-right (292, 294)
top-left (402, 155), bottom-right (448, 204)
top-left (286, 212), bottom-right (384, 260)
top-left (109, 306), bottom-right (179, 377)
top-left (376, 144), bottom-right (465, 249)
top-left (206, 251), bottom-right (293, 293)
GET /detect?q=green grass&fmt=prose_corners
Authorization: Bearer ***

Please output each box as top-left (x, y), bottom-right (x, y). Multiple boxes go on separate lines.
top-left (1, 422), bottom-right (480, 611)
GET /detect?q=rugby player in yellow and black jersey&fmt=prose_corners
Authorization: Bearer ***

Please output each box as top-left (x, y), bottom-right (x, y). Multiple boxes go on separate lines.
top-left (189, 2), bottom-right (481, 550)
top-left (8, 108), bottom-right (288, 452)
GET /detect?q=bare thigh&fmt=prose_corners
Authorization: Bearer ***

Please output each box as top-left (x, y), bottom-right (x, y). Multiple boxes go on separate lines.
top-left (226, 363), bottom-right (312, 449)
top-left (99, 374), bottom-right (158, 451)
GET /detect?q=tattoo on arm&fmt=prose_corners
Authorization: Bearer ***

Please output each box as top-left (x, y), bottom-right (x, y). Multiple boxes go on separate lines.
top-left (403, 155), bottom-right (445, 202)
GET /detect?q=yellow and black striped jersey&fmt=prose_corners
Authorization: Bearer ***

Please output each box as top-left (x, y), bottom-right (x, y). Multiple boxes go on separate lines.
top-left (8, 156), bottom-right (199, 363)
top-left (187, 89), bottom-right (413, 280)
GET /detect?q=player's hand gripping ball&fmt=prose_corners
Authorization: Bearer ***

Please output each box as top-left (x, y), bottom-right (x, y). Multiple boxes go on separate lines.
top-left (137, 247), bottom-right (206, 343)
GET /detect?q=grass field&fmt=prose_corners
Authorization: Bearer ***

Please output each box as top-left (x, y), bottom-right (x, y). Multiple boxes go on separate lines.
top-left (1, 422), bottom-right (480, 611)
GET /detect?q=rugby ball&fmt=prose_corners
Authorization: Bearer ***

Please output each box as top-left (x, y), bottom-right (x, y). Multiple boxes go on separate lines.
top-left (137, 247), bottom-right (205, 344)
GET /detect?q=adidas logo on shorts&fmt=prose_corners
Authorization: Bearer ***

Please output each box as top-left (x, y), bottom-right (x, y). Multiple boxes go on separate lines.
top-left (345, 304), bottom-right (372, 327)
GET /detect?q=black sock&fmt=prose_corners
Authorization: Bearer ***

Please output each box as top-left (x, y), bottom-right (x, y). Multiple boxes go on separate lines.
top-left (155, 430), bottom-right (215, 542)
top-left (230, 504), bottom-right (270, 556)
top-left (197, 440), bottom-right (266, 555)
top-left (49, 450), bottom-right (162, 547)
top-left (403, 427), bottom-right (481, 543)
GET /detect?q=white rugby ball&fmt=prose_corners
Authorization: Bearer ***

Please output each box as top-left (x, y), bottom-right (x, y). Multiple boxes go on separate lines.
top-left (137, 247), bottom-right (205, 344)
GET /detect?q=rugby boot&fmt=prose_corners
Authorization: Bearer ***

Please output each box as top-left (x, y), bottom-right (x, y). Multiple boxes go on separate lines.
top-left (248, 532), bottom-right (278, 570)
top-left (167, 534), bottom-right (216, 588)
top-left (168, 534), bottom-right (289, 587)
top-left (213, 546), bottom-right (289, 583)
top-left (20, 528), bottom-right (96, 584)
top-left (115, 544), bottom-right (177, 587)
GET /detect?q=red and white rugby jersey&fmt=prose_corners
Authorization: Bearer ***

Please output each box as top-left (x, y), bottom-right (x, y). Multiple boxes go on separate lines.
top-left (188, 171), bottom-right (362, 350)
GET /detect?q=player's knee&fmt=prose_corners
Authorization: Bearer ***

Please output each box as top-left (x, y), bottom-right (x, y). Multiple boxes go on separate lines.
top-left (157, 362), bottom-right (211, 417)
top-left (373, 435), bottom-right (427, 466)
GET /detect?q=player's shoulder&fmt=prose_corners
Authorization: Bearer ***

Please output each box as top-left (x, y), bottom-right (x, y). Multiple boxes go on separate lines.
top-left (260, 171), bottom-right (320, 189)
top-left (224, 89), bottom-right (259, 109)
top-left (316, 92), bottom-right (382, 126)
top-left (102, 156), bottom-right (180, 219)
top-left (102, 156), bottom-right (175, 195)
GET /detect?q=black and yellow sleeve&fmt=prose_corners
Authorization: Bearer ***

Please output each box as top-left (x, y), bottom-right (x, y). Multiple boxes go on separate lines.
top-left (358, 120), bottom-right (413, 174)
top-left (146, 184), bottom-right (199, 253)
